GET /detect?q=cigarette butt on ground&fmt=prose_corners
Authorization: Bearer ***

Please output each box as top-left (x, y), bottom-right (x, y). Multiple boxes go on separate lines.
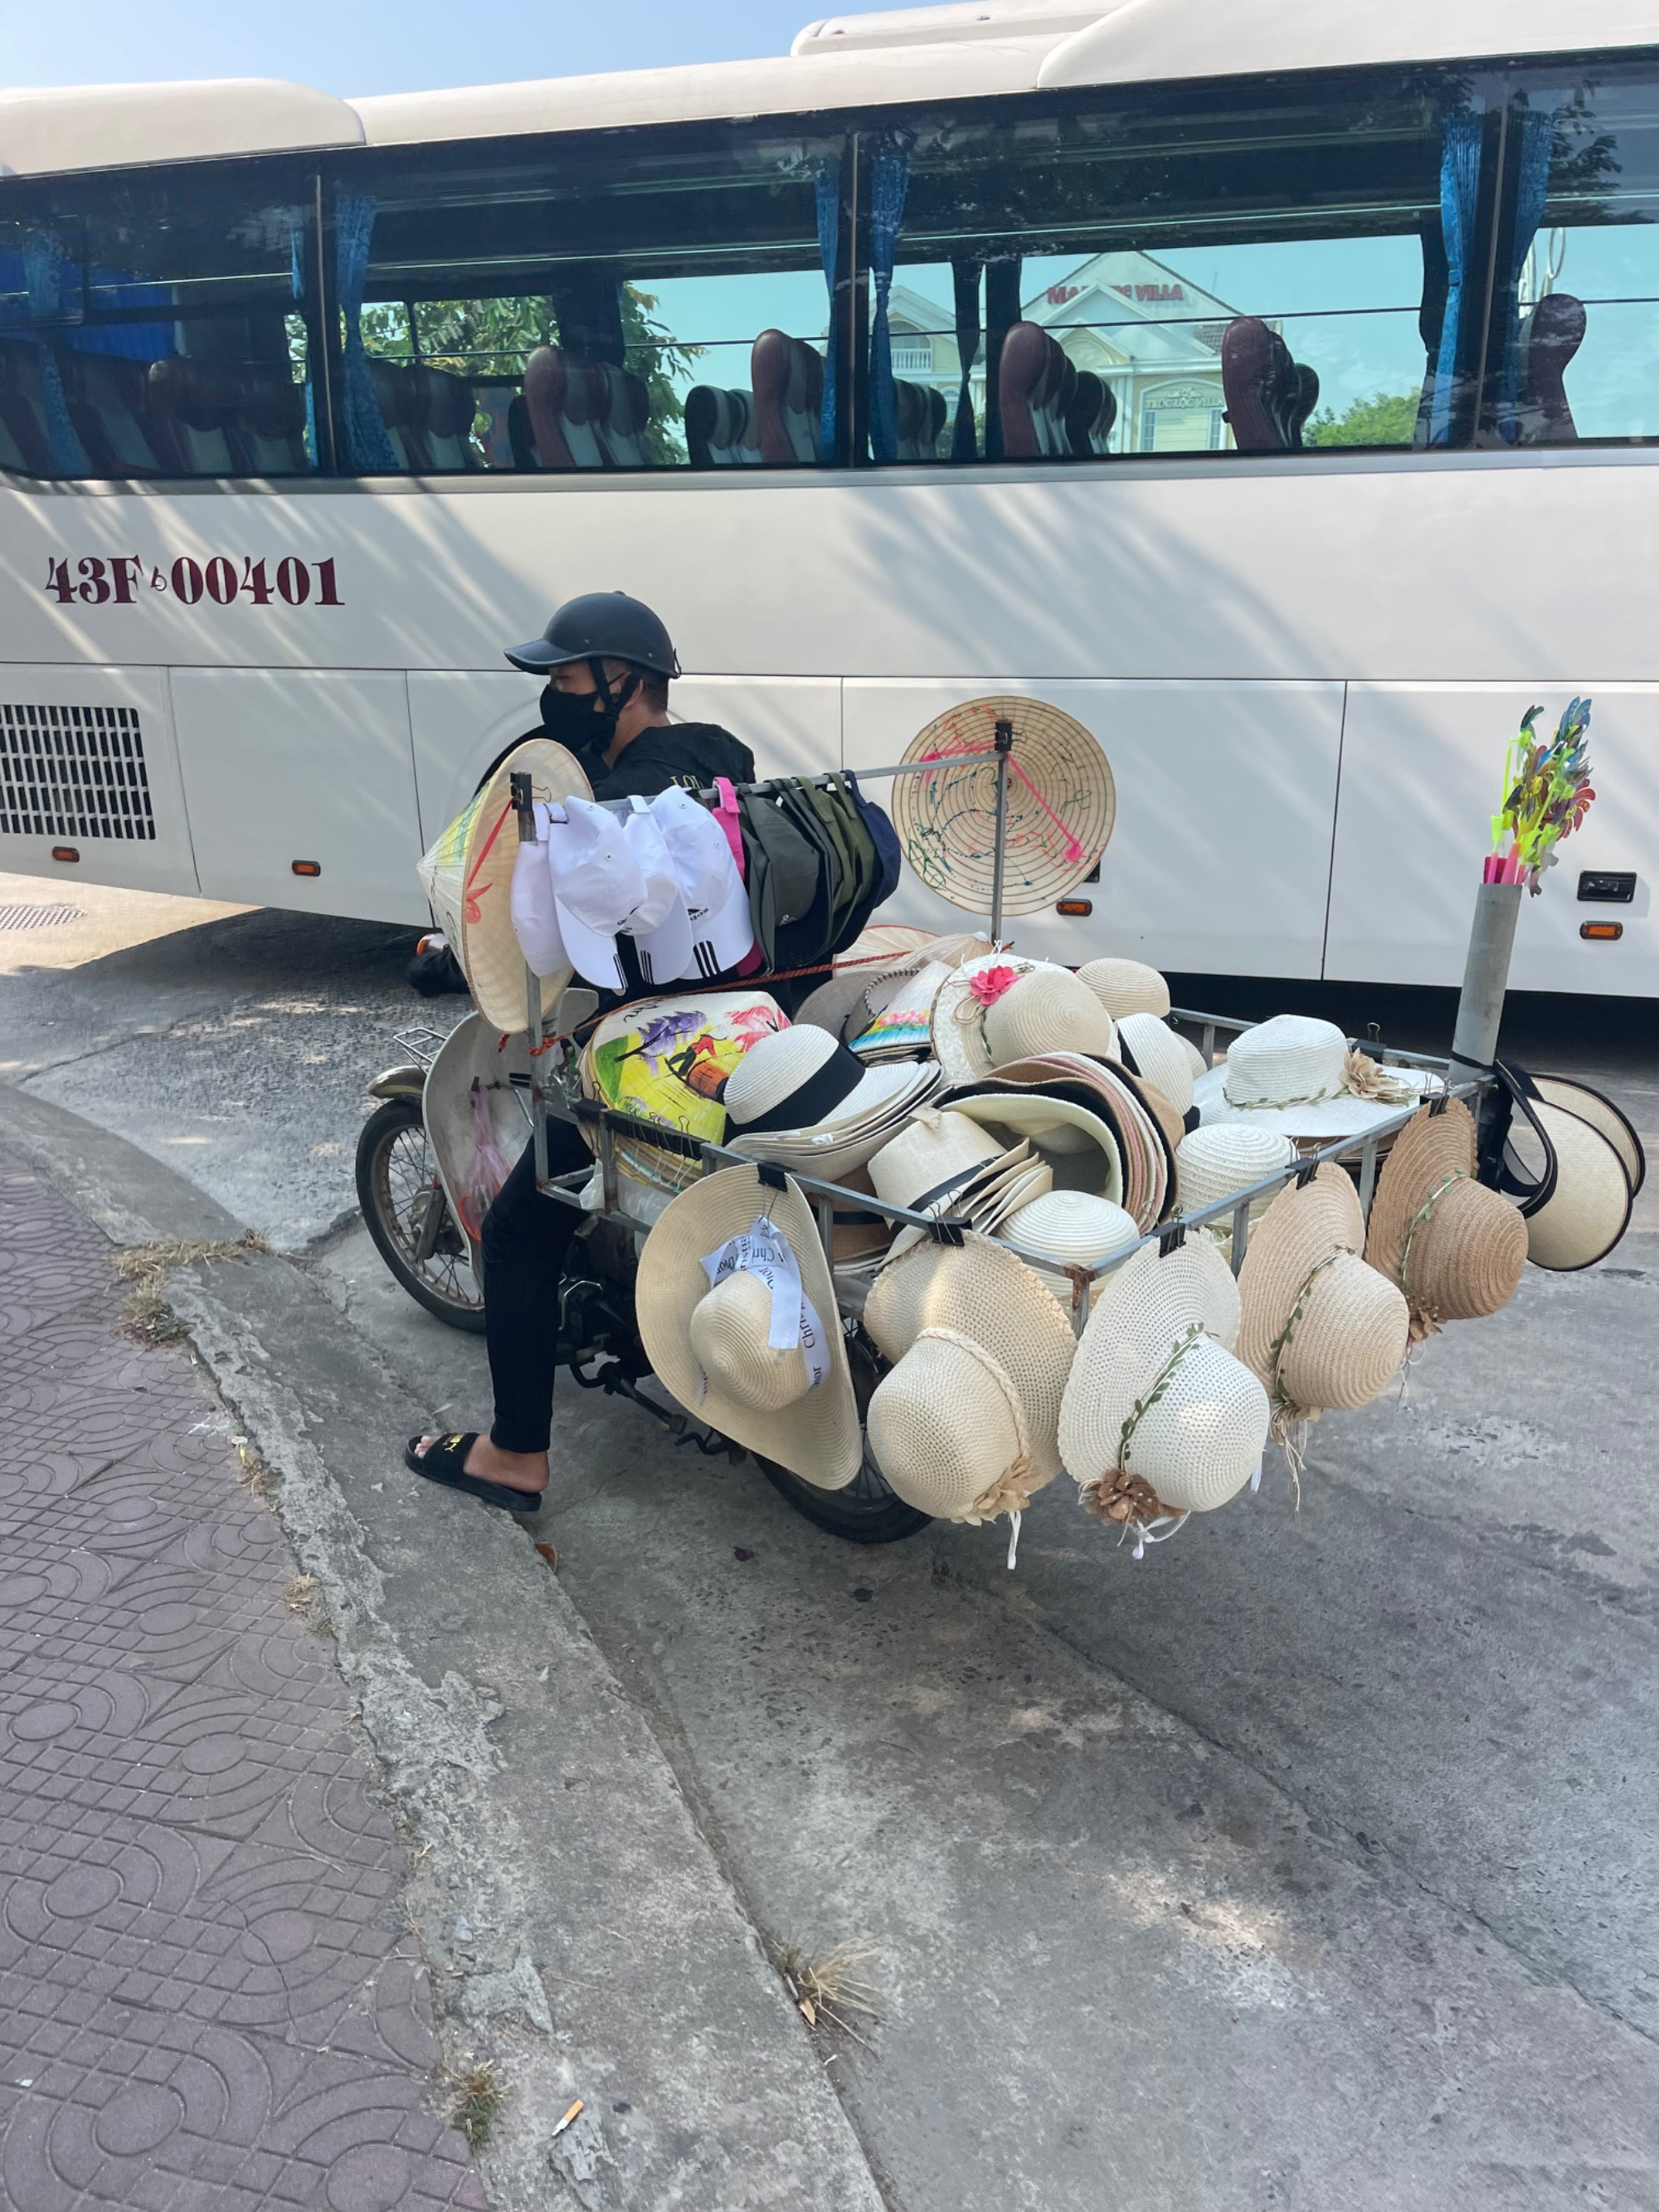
top-left (551, 2099), bottom-right (583, 2139)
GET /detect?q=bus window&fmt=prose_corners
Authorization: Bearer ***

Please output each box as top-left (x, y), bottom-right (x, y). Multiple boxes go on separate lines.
top-left (865, 67), bottom-right (1501, 465)
top-left (1491, 63), bottom-right (1659, 446)
top-left (0, 165), bottom-right (322, 479)
top-left (333, 121), bottom-right (848, 475)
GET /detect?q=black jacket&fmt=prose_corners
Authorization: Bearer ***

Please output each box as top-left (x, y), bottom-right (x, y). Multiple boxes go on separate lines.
top-left (588, 723), bottom-right (755, 802)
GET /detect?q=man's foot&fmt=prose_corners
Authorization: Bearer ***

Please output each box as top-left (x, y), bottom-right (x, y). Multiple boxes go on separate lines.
top-left (404, 1433), bottom-right (549, 1514)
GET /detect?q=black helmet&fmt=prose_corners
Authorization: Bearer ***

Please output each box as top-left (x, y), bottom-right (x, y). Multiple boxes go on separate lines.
top-left (505, 591), bottom-right (680, 680)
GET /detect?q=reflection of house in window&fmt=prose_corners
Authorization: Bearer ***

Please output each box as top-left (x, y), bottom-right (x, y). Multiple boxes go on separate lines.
top-left (1028, 251), bottom-right (1247, 452)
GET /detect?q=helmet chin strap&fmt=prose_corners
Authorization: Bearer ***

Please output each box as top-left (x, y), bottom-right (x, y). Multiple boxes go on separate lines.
top-left (586, 658), bottom-right (640, 737)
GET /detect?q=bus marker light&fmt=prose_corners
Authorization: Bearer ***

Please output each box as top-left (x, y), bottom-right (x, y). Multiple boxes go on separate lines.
top-left (51, 845), bottom-right (79, 863)
top-left (291, 860), bottom-right (322, 877)
top-left (1580, 922), bottom-right (1623, 942)
top-left (1056, 899), bottom-right (1092, 917)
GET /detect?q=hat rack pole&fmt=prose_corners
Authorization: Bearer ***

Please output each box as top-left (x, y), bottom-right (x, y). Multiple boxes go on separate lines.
top-left (510, 772), bottom-right (552, 1186)
top-left (988, 718), bottom-right (1014, 946)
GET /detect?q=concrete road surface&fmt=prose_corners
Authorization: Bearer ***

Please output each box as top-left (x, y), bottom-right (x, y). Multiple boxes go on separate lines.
top-left (4, 875), bottom-right (1658, 2212)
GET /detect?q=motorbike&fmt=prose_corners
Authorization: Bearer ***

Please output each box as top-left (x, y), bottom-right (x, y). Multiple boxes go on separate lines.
top-left (356, 1009), bottom-right (927, 1545)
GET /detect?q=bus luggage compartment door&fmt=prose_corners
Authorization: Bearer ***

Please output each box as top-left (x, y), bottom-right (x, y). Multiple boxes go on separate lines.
top-left (171, 669), bottom-right (426, 924)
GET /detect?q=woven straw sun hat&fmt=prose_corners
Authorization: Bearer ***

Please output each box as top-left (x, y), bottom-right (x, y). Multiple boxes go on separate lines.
top-left (723, 1026), bottom-right (940, 1177)
top-left (930, 954), bottom-right (1078, 1086)
top-left (1194, 1015), bottom-right (1437, 1142)
top-left (864, 1231), bottom-right (1078, 1491)
top-left (891, 695), bottom-right (1116, 918)
top-left (1518, 1099), bottom-right (1634, 1271)
top-left (416, 738), bottom-right (592, 1033)
top-left (1076, 957), bottom-right (1170, 1021)
top-left (635, 1165), bottom-right (862, 1491)
top-left (1060, 1237), bottom-right (1270, 1530)
top-left (1237, 1163), bottom-right (1410, 1440)
top-left (952, 1058), bottom-right (1176, 1229)
top-left (994, 1188), bottom-right (1141, 1300)
top-left (1364, 1099), bottom-right (1527, 1338)
top-left (867, 1328), bottom-right (1039, 1525)
top-left (1117, 1011), bottom-right (1195, 1118)
top-left (1529, 1075), bottom-right (1645, 1195)
top-left (940, 1084), bottom-right (1127, 1211)
top-left (983, 968), bottom-right (1118, 1066)
top-left (1175, 1125), bottom-right (1299, 1224)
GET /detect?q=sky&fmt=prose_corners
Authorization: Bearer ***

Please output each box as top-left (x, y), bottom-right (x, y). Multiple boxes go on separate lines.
top-left (0, 0), bottom-right (818, 95)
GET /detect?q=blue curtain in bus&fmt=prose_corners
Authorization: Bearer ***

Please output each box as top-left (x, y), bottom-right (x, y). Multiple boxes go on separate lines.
top-left (1497, 106), bottom-right (1556, 443)
top-left (335, 189), bottom-right (399, 472)
top-left (815, 158), bottom-right (840, 464)
top-left (867, 134), bottom-right (912, 462)
top-left (1428, 111), bottom-right (1483, 448)
top-left (21, 231), bottom-right (87, 475)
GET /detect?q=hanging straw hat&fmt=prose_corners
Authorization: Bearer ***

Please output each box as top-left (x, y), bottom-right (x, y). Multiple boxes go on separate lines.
top-left (891, 695), bottom-right (1116, 918)
top-left (864, 1232), bottom-right (1078, 1489)
top-left (722, 1026), bottom-right (941, 1177)
top-left (1175, 1125), bottom-right (1299, 1223)
top-left (1194, 1015), bottom-right (1437, 1142)
top-left (994, 1188), bottom-right (1141, 1303)
top-left (1076, 957), bottom-right (1170, 1021)
top-left (416, 738), bottom-right (592, 1033)
top-left (1060, 1238), bottom-right (1270, 1534)
top-left (930, 954), bottom-right (1077, 1086)
top-left (635, 1165), bottom-right (862, 1490)
top-left (1529, 1075), bottom-right (1645, 1196)
top-left (1364, 1099), bottom-right (1528, 1339)
top-left (1519, 1099), bottom-right (1633, 1271)
top-left (1117, 1011), bottom-right (1195, 1118)
top-left (950, 1058), bottom-right (1176, 1229)
top-left (1237, 1164), bottom-right (1410, 1449)
top-left (867, 1328), bottom-right (1039, 1524)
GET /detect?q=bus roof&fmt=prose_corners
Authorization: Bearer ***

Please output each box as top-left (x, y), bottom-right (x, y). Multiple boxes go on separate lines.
top-left (2, 0), bottom-right (1657, 178)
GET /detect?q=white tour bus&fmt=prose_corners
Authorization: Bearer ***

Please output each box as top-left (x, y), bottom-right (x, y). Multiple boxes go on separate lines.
top-left (0, 0), bottom-right (1654, 997)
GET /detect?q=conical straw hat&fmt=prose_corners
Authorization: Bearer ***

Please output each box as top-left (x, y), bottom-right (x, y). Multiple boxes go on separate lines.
top-left (892, 695), bottom-right (1115, 917)
top-left (636, 1165), bottom-right (862, 1489)
top-left (1364, 1099), bottom-right (1526, 1336)
top-left (1076, 957), bottom-right (1170, 1020)
top-left (867, 1328), bottom-right (1039, 1523)
top-left (1238, 1165), bottom-right (1408, 1430)
top-left (416, 738), bottom-right (592, 1033)
top-left (1060, 1238), bottom-right (1267, 1523)
top-left (864, 1233), bottom-right (1077, 1482)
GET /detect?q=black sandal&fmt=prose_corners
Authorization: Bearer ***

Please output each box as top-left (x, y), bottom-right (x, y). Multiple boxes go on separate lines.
top-left (404, 1433), bottom-right (546, 1516)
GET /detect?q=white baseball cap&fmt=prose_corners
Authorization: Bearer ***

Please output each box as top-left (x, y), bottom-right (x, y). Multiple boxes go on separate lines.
top-left (542, 796), bottom-right (649, 992)
top-left (620, 796), bottom-right (695, 988)
top-left (645, 785), bottom-right (755, 981)
top-left (508, 800), bottom-right (569, 977)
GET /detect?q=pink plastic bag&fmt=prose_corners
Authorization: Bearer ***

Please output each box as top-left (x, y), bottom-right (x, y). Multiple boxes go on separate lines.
top-left (458, 1077), bottom-right (513, 1239)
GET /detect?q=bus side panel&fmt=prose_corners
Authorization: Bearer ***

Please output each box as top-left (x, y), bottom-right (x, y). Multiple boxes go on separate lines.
top-left (843, 679), bottom-right (1345, 980)
top-left (408, 672), bottom-right (540, 846)
top-left (0, 665), bottom-right (198, 898)
top-left (668, 676), bottom-right (842, 786)
top-left (1325, 685), bottom-right (1657, 998)
top-left (170, 670), bottom-right (426, 925)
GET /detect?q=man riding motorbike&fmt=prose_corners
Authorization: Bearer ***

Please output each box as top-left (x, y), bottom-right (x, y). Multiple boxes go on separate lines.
top-left (406, 591), bottom-right (754, 1513)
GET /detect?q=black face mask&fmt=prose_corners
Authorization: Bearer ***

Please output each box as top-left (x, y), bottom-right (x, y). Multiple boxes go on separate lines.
top-left (538, 667), bottom-right (640, 762)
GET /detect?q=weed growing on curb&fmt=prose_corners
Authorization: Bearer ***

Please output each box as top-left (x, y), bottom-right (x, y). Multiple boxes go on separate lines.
top-left (114, 1233), bottom-right (268, 1349)
top-left (282, 1575), bottom-right (328, 1634)
top-left (770, 1940), bottom-right (881, 2044)
top-left (121, 1290), bottom-right (191, 1346)
top-left (447, 2061), bottom-right (505, 2149)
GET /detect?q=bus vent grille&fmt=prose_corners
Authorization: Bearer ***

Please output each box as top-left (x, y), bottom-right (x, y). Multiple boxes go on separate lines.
top-left (0, 703), bottom-right (156, 842)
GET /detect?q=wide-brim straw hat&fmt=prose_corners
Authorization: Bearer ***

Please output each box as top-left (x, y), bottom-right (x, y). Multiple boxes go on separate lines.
top-left (795, 928), bottom-right (984, 1050)
top-left (1364, 1099), bottom-right (1527, 1335)
top-left (1238, 1164), bottom-right (1409, 1430)
top-left (1076, 957), bottom-right (1170, 1020)
top-left (867, 1328), bottom-right (1042, 1523)
top-left (723, 1026), bottom-right (941, 1177)
top-left (1117, 1011), bottom-right (1195, 1117)
top-left (888, 1143), bottom-right (1054, 1260)
top-left (1194, 1014), bottom-right (1438, 1141)
top-left (864, 1232), bottom-right (1078, 1484)
top-left (930, 955), bottom-right (1075, 1086)
top-left (982, 967), bottom-right (1119, 1068)
top-left (868, 1105), bottom-right (1009, 1213)
top-left (1060, 1238), bottom-right (1268, 1523)
top-left (952, 1059), bottom-right (1176, 1229)
top-left (416, 738), bottom-right (592, 1033)
top-left (940, 1084), bottom-right (1126, 1211)
top-left (636, 1165), bottom-right (862, 1490)
top-left (1175, 1125), bottom-right (1299, 1223)
top-left (1521, 1099), bottom-right (1634, 1271)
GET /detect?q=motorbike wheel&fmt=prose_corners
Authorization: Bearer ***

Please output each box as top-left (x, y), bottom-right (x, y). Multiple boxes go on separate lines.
top-left (753, 1328), bottom-right (931, 1545)
top-left (355, 1098), bottom-right (488, 1334)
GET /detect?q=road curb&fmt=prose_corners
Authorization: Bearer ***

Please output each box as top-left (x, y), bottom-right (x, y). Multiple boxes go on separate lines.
top-left (2, 1085), bottom-right (888, 2212)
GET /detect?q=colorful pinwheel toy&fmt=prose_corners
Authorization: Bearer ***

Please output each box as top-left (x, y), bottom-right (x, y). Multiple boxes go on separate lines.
top-left (1486, 696), bottom-right (1596, 894)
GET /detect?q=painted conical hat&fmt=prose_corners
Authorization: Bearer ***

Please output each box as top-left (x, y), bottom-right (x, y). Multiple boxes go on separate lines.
top-left (891, 696), bottom-right (1115, 917)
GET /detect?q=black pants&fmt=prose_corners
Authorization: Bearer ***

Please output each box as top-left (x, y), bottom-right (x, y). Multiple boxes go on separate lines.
top-left (479, 1117), bottom-right (592, 1455)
